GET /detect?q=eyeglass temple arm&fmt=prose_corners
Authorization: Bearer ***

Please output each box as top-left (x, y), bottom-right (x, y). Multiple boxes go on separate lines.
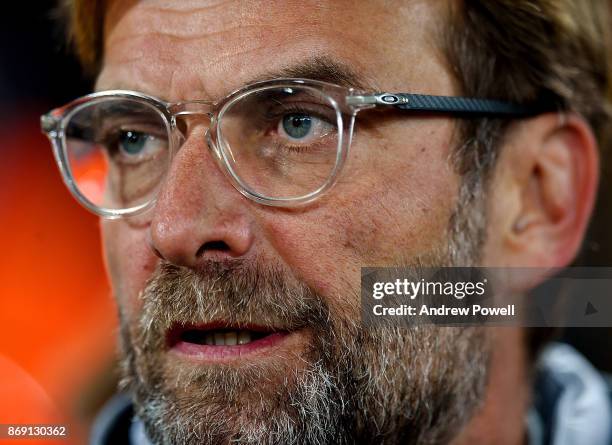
top-left (346, 93), bottom-right (551, 117)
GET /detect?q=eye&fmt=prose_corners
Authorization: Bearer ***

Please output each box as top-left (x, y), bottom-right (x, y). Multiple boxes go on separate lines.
top-left (118, 130), bottom-right (153, 155)
top-left (104, 128), bottom-right (167, 165)
top-left (278, 112), bottom-right (333, 142)
top-left (281, 113), bottom-right (312, 139)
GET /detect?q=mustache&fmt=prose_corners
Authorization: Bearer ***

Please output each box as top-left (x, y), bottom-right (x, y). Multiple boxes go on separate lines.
top-left (134, 259), bottom-right (332, 348)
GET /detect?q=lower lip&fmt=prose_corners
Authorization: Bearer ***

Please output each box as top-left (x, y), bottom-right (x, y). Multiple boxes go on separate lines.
top-left (171, 332), bottom-right (290, 361)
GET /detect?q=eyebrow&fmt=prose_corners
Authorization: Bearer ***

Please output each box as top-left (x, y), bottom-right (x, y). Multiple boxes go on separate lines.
top-left (252, 56), bottom-right (380, 92)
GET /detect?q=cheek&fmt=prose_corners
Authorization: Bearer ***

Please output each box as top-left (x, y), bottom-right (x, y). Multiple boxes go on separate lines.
top-left (101, 219), bottom-right (158, 318)
top-left (260, 127), bottom-right (459, 306)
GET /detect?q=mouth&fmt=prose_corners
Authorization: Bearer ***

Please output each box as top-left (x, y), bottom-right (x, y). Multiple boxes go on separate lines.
top-left (167, 323), bottom-right (294, 362)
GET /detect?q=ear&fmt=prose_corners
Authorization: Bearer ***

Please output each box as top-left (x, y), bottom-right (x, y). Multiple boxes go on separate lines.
top-left (483, 113), bottom-right (599, 268)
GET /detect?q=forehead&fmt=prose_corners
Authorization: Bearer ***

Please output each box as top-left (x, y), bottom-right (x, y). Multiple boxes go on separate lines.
top-left (98, 0), bottom-right (452, 100)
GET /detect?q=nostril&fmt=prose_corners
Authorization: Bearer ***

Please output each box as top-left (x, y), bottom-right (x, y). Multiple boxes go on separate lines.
top-left (152, 246), bottom-right (164, 259)
top-left (196, 240), bottom-right (230, 257)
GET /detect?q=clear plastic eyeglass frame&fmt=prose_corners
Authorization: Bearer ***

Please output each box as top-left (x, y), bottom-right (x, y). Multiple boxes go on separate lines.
top-left (41, 78), bottom-right (544, 218)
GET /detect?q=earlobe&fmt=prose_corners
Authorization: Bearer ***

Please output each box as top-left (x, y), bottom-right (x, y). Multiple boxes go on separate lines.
top-left (495, 113), bottom-right (599, 267)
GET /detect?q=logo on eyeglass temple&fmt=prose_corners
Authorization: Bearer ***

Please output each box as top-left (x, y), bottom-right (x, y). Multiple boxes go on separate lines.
top-left (380, 94), bottom-right (400, 104)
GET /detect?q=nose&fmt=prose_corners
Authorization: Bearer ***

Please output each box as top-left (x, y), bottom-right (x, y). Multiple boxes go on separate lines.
top-left (148, 125), bottom-right (254, 267)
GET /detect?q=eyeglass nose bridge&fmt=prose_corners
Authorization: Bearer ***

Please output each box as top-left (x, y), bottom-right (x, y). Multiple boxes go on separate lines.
top-left (167, 100), bottom-right (220, 157)
top-left (168, 100), bottom-right (214, 123)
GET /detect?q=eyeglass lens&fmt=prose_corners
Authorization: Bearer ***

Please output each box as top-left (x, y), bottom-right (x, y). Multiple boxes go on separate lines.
top-left (62, 85), bottom-right (341, 212)
top-left (64, 98), bottom-right (170, 211)
top-left (218, 86), bottom-right (341, 200)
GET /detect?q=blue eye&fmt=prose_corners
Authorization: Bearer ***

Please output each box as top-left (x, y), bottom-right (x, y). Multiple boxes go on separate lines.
top-left (119, 130), bottom-right (149, 155)
top-left (282, 113), bottom-right (312, 139)
top-left (108, 128), bottom-right (166, 165)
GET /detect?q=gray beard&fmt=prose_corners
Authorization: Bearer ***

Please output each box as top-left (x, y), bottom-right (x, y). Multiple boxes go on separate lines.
top-left (117, 181), bottom-right (491, 445)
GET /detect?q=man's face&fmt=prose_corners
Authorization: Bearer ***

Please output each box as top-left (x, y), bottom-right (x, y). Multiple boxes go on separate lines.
top-left (98, 1), bottom-right (489, 443)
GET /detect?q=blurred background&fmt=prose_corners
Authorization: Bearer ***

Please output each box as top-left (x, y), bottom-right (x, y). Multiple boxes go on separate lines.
top-left (0, 2), bottom-right (610, 444)
top-left (0, 3), bottom-right (117, 444)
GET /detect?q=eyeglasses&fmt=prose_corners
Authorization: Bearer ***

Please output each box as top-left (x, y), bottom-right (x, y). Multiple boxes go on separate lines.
top-left (41, 78), bottom-right (546, 218)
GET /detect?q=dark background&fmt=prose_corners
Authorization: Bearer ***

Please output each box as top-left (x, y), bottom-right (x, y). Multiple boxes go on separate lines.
top-left (0, 2), bottom-right (610, 442)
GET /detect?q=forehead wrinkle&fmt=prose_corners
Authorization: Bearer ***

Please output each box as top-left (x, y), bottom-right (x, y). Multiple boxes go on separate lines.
top-left (105, 24), bottom-right (263, 54)
top-left (106, 0), bottom-right (243, 41)
top-left (104, 0), bottom-right (393, 82)
top-left (106, 0), bottom-right (330, 46)
top-left (101, 0), bottom-right (445, 102)
top-left (98, 51), bottom-right (379, 102)
top-left (101, 30), bottom-right (380, 101)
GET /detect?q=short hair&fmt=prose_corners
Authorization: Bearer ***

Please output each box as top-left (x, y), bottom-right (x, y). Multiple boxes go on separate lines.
top-left (59, 0), bottom-right (104, 75)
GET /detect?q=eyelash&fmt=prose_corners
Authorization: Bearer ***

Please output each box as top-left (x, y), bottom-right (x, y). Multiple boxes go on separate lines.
top-left (265, 102), bottom-right (336, 125)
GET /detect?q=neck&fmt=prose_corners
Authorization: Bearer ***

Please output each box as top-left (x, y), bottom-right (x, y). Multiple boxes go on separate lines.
top-left (452, 327), bottom-right (530, 445)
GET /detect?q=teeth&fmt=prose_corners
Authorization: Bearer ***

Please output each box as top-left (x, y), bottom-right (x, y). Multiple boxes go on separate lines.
top-left (214, 332), bottom-right (225, 346)
top-left (196, 330), bottom-right (254, 346)
top-left (225, 332), bottom-right (237, 346)
top-left (238, 331), bottom-right (251, 345)
top-left (205, 333), bottom-right (214, 345)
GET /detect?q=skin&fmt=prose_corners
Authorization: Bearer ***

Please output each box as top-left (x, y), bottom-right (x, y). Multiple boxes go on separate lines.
top-left (97, 0), bottom-right (599, 443)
